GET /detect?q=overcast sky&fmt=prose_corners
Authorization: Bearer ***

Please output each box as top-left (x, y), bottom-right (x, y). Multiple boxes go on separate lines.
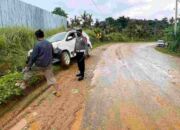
top-left (21, 0), bottom-right (175, 20)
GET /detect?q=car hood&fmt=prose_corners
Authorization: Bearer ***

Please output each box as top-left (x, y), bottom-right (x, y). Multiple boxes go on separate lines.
top-left (52, 41), bottom-right (61, 49)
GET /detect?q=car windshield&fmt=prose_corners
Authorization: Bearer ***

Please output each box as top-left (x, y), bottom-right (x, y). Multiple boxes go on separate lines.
top-left (47, 32), bottom-right (67, 43)
top-left (158, 40), bottom-right (164, 43)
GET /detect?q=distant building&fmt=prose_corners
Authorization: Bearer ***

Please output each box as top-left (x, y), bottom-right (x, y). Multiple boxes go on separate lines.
top-left (0, 0), bottom-right (67, 29)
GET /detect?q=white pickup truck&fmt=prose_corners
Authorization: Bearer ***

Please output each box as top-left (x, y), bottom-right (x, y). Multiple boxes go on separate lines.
top-left (157, 40), bottom-right (166, 48)
top-left (28, 30), bottom-right (93, 67)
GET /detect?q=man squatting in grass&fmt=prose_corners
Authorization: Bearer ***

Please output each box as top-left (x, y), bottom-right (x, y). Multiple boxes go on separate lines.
top-left (20, 29), bottom-right (61, 97)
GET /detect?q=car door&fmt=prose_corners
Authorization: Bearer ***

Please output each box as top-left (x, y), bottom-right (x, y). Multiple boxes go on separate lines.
top-left (65, 32), bottom-right (76, 57)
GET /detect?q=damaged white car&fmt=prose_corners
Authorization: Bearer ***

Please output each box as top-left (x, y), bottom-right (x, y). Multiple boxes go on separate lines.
top-left (28, 30), bottom-right (92, 67)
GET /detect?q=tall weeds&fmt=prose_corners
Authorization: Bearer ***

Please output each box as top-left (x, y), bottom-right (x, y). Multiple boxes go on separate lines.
top-left (0, 27), bottom-right (65, 75)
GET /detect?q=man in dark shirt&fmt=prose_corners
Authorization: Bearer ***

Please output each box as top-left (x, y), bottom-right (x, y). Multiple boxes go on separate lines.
top-left (21, 29), bottom-right (61, 97)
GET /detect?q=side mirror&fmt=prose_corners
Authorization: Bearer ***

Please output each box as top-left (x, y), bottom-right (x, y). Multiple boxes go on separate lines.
top-left (67, 36), bottom-right (73, 41)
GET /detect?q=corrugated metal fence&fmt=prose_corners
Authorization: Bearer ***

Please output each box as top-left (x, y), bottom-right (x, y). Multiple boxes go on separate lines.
top-left (0, 0), bottom-right (67, 29)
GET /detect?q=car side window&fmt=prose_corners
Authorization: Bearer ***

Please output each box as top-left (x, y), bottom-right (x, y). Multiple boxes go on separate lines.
top-left (66, 33), bottom-right (76, 41)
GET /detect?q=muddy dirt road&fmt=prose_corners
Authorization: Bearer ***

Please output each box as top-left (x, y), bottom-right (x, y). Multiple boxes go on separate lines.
top-left (81, 44), bottom-right (180, 130)
top-left (1, 43), bottom-right (180, 130)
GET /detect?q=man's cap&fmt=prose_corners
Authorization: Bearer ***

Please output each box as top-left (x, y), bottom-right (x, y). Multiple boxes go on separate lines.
top-left (76, 28), bottom-right (82, 33)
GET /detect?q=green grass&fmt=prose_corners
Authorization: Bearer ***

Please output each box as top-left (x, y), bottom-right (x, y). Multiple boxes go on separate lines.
top-left (0, 73), bottom-right (23, 104)
top-left (155, 47), bottom-right (180, 57)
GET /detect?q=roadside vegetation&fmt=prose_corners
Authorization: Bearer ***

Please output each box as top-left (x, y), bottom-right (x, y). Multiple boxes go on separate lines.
top-left (161, 24), bottom-right (180, 54)
top-left (69, 11), bottom-right (169, 42)
top-left (155, 47), bottom-right (180, 57)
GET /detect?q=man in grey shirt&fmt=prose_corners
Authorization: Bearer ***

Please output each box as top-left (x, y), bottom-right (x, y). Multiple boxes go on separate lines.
top-left (19, 30), bottom-right (61, 97)
top-left (74, 29), bottom-right (87, 81)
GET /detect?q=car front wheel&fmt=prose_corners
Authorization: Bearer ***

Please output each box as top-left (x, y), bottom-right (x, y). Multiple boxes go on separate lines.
top-left (61, 51), bottom-right (71, 67)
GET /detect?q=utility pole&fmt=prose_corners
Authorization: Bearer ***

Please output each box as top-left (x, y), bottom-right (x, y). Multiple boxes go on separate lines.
top-left (175, 0), bottom-right (179, 36)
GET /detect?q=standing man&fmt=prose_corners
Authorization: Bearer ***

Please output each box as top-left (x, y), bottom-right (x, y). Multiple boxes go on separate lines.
top-left (20, 29), bottom-right (61, 97)
top-left (74, 29), bottom-right (87, 81)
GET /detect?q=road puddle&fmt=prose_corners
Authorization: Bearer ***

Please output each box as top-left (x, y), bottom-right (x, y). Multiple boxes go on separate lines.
top-left (71, 107), bottom-right (85, 130)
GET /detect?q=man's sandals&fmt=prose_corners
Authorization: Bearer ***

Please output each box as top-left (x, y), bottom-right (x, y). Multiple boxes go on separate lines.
top-left (52, 91), bottom-right (61, 97)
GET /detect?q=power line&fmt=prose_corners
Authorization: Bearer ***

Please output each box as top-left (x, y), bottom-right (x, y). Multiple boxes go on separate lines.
top-left (89, 0), bottom-right (104, 15)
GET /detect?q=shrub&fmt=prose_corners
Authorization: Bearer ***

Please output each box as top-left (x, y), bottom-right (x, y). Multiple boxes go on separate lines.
top-left (0, 72), bottom-right (23, 104)
top-left (84, 29), bottom-right (98, 43)
top-left (163, 25), bottom-right (180, 52)
top-left (0, 27), bottom-right (35, 74)
top-left (28, 75), bottom-right (45, 87)
top-left (105, 33), bottom-right (127, 42)
top-left (85, 29), bottom-right (130, 44)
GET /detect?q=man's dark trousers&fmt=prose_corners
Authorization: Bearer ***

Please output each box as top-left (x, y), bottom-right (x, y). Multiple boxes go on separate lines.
top-left (76, 52), bottom-right (85, 77)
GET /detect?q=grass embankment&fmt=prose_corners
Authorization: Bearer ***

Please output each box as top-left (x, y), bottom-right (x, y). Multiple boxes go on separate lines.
top-left (0, 27), bottom-right (65, 123)
top-left (156, 47), bottom-right (180, 57)
top-left (0, 27), bottom-right (65, 105)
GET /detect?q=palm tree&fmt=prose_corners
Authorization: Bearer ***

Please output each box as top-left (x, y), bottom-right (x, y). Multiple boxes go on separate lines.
top-left (87, 14), bottom-right (93, 26)
top-left (70, 18), bottom-right (75, 27)
top-left (74, 15), bottom-right (81, 26)
top-left (81, 11), bottom-right (88, 27)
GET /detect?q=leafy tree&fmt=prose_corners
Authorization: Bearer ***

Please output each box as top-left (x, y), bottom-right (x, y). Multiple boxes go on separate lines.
top-left (164, 24), bottom-right (180, 51)
top-left (87, 14), bottom-right (93, 26)
top-left (52, 7), bottom-right (68, 18)
top-left (170, 17), bottom-right (174, 25)
top-left (116, 16), bottom-right (129, 31)
top-left (162, 17), bottom-right (169, 27)
top-left (94, 19), bottom-right (100, 27)
top-left (80, 11), bottom-right (93, 27)
top-left (105, 17), bottom-right (115, 26)
top-left (74, 16), bottom-right (81, 27)
top-left (70, 11), bottom-right (93, 28)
